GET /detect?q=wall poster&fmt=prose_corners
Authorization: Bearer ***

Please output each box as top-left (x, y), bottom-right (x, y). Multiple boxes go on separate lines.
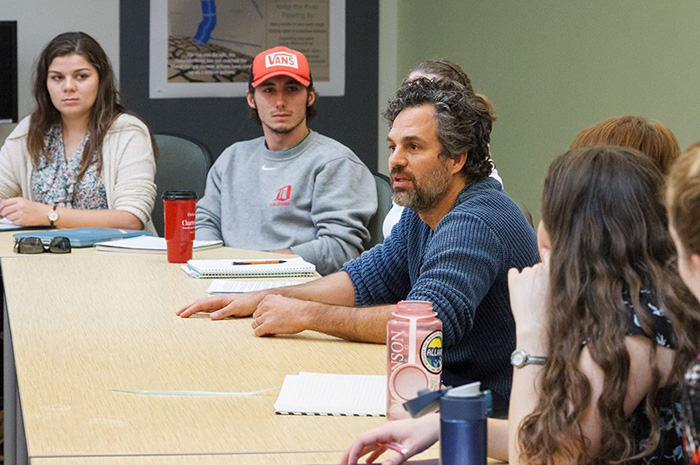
top-left (149, 0), bottom-right (345, 98)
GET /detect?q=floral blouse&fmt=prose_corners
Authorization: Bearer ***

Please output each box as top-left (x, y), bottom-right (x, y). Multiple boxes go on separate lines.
top-left (31, 124), bottom-right (108, 209)
top-left (623, 287), bottom-right (684, 464)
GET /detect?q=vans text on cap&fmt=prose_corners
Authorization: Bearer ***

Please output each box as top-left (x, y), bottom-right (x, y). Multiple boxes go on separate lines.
top-left (251, 46), bottom-right (311, 88)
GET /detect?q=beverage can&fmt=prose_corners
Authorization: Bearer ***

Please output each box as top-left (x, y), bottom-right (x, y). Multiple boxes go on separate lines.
top-left (386, 300), bottom-right (442, 420)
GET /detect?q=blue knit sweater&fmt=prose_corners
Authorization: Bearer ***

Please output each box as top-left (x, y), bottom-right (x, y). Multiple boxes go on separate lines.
top-left (342, 177), bottom-right (539, 415)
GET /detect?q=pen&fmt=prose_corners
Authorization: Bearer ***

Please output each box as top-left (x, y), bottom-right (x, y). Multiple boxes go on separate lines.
top-left (232, 260), bottom-right (287, 265)
top-left (377, 442), bottom-right (409, 456)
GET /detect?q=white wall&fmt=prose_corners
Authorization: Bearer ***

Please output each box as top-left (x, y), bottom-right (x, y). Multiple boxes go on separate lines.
top-left (0, 0), bottom-right (120, 143)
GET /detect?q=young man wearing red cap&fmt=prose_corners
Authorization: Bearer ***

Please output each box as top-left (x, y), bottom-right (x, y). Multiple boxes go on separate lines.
top-left (195, 46), bottom-right (377, 275)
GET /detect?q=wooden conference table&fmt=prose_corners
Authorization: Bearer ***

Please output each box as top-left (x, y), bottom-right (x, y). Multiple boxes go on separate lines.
top-left (1, 231), bottom-right (449, 464)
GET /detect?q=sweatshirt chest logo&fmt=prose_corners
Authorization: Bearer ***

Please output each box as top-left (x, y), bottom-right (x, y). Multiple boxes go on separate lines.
top-left (270, 185), bottom-right (292, 206)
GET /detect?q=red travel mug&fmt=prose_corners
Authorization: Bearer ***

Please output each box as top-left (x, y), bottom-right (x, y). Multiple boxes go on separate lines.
top-left (162, 190), bottom-right (197, 263)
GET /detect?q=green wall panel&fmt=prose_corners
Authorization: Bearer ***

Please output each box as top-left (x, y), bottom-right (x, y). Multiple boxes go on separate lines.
top-left (396, 0), bottom-right (700, 221)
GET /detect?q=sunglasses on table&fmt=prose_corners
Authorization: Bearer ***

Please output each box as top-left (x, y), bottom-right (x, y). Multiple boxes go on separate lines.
top-left (13, 237), bottom-right (72, 254)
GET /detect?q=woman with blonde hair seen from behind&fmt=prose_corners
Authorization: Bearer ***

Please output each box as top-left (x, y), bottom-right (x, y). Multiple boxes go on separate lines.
top-left (343, 145), bottom-right (700, 464)
top-left (666, 144), bottom-right (700, 464)
top-left (571, 115), bottom-right (680, 175)
top-left (0, 32), bottom-right (156, 231)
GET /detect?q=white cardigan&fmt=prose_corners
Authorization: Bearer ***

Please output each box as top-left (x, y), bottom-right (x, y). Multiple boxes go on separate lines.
top-left (0, 114), bottom-right (157, 232)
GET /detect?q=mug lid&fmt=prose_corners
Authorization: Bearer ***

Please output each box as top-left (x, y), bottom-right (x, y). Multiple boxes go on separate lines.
top-left (162, 190), bottom-right (197, 200)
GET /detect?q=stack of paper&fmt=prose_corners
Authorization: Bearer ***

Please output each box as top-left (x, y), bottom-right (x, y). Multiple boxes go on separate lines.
top-left (274, 372), bottom-right (386, 416)
top-left (95, 236), bottom-right (222, 254)
top-left (207, 280), bottom-right (302, 294)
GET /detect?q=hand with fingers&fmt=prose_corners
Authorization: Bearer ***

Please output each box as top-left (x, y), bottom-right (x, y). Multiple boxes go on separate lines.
top-left (176, 291), bottom-right (266, 319)
top-left (507, 247), bottom-right (551, 352)
top-left (0, 197), bottom-right (51, 226)
top-left (251, 294), bottom-right (311, 337)
top-left (340, 414), bottom-right (439, 465)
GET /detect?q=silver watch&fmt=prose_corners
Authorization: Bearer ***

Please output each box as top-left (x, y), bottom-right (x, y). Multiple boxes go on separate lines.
top-left (510, 349), bottom-right (547, 368)
top-left (48, 205), bottom-right (59, 226)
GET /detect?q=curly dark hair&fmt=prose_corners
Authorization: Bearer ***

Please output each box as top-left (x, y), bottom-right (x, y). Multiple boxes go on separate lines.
top-left (383, 77), bottom-right (492, 181)
top-left (409, 59), bottom-right (498, 123)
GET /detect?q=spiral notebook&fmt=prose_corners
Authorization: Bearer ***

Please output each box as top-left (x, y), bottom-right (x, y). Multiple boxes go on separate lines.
top-left (185, 257), bottom-right (316, 278)
top-left (274, 372), bottom-right (386, 417)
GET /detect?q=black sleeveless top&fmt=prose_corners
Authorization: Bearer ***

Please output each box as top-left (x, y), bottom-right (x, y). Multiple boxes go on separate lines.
top-left (622, 288), bottom-right (683, 464)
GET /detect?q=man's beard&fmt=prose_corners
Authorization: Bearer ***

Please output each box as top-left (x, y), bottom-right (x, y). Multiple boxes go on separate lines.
top-left (267, 117), bottom-right (304, 135)
top-left (391, 161), bottom-right (452, 212)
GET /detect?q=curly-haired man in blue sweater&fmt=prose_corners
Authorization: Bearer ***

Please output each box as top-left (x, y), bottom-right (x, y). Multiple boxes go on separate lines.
top-left (179, 77), bottom-right (539, 415)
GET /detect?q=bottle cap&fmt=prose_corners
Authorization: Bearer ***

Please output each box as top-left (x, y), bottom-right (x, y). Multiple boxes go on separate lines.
top-left (440, 390), bottom-right (493, 421)
top-left (403, 383), bottom-right (492, 420)
top-left (403, 387), bottom-right (451, 418)
top-left (444, 381), bottom-right (480, 398)
top-left (393, 300), bottom-right (436, 319)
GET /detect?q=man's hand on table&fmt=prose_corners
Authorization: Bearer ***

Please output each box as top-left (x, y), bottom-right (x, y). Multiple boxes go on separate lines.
top-left (176, 292), bottom-right (264, 319)
top-left (251, 294), bottom-right (311, 336)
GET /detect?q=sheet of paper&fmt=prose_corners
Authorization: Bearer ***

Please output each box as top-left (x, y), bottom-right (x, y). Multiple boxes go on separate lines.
top-left (0, 218), bottom-right (23, 231)
top-left (207, 280), bottom-right (302, 293)
top-left (274, 372), bottom-right (386, 416)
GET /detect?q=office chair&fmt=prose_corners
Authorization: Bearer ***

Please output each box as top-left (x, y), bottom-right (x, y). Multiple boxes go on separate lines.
top-left (366, 172), bottom-right (393, 248)
top-left (152, 134), bottom-right (213, 237)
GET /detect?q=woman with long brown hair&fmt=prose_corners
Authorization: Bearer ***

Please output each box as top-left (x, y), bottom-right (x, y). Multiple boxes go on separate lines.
top-left (0, 32), bottom-right (156, 230)
top-left (342, 146), bottom-right (700, 464)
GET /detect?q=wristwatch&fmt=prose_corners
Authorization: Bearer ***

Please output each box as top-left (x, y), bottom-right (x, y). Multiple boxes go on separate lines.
top-left (48, 205), bottom-right (59, 226)
top-left (510, 349), bottom-right (547, 368)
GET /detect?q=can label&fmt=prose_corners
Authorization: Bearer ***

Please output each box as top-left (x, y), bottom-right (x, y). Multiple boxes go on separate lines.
top-left (420, 330), bottom-right (442, 374)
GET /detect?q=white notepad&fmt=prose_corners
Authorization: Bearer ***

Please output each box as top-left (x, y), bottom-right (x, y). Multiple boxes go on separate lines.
top-left (95, 236), bottom-right (222, 254)
top-left (274, 372), bottom-right (386, 417)
top-left (207, 280), bottom-right (302, 293)
top-left (0, 218), bottom-right (22, 231)
top-left (186, 257), bottom-right (316, 278)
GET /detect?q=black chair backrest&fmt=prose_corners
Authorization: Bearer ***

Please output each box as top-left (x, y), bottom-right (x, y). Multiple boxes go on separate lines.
top-left (367, 172), bottom-right (393, 248)
top-left (153, 134), bottom-right (213, 237)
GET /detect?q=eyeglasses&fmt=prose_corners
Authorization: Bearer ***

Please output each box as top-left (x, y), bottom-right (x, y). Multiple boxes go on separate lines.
top-left (13, 237), bottom-right (71, 254)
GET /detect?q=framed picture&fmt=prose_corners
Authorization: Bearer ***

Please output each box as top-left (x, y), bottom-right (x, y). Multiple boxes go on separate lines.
top-left (149, 0), bottom-right (346, 98)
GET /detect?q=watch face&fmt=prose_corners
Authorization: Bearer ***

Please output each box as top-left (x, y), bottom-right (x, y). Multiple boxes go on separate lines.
top-left (511, 351), bottom-right (526, 367)
top-left (48, 211), bottom-right (58, 221)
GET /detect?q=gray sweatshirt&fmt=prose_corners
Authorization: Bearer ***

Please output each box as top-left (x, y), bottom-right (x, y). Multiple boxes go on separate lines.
top-left (196, 130), bottom-right (377, 275)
